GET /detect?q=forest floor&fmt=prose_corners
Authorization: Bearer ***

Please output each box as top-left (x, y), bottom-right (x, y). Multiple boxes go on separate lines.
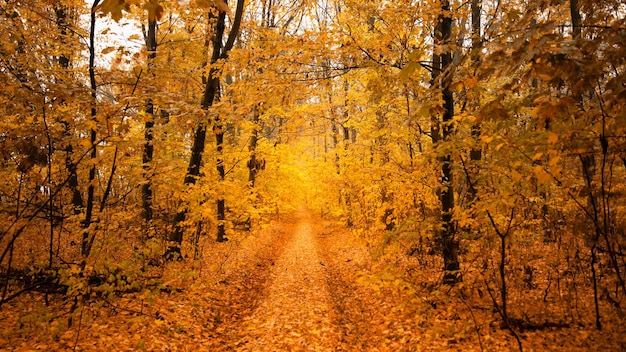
top-left (1, 208), bottom-right (626, 351)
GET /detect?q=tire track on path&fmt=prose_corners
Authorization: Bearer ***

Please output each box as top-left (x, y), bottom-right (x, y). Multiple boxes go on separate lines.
top-left (231, 209), bottom-right (341, 351)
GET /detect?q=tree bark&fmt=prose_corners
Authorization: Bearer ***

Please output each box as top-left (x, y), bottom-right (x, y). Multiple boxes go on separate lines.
top-left (248, 106), bottom-right (261, 188)
top-left (169, 21), bottom-right (221, 245)
top-left (81, 0), bottom-right (101, 257)
top-left (142, 18), bottom-right (157, 226)
top-left (215, 114), bottom-right (227, 242)
top-left (469, 0), bottom-right (482, 166)
top-left (55, 6), bottom-right (84, 213)
top-left (170, 0), bottom-right (245, 246)
top-left (436, 0), bottom-right (460, 285)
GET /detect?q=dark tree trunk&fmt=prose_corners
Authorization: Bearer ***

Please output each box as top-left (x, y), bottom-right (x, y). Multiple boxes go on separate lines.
top-left (467, 0), bottom-right (482, 202)
top-left (82, 0), bottom-right (101, 257)
top-left (55, 6), bottom-right (84, 213)
top-left (569, 0), bottom-right (595, 204)
top-left (169, 85), bottom-right (214, 245)
top-left (327, 79), bottom-right (340, 172)
top-left (243, 107), bottom-right (260, 231)
top-left (142, 18), bottom-right (157, 225)
top-left (169, 10), bottom-right (222, 245)
top-left (341, 78), bottom-right (353, 226)
top-left (212, 9), bottom-right (227, 243)
top-left (248, 107), bottom-right (260, 188)
top-left (215, 115), bottom-right (227, 242)
top-left (570, 0), bottom-right (582, 38)
top-left (469, 0), bottom-right (482, 165)
top-left (435, 0), bottom-right (460, 285)
top-left (570, 0), bottom-right (602, 330)
top-left (170, 0), bottom-right (244, 247)
top-left (55, 7), bottom-right (70, 69)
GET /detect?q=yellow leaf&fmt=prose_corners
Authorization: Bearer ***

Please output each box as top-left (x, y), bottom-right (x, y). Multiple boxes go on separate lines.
top-left (511, 170), bottom-right (522, 182)
top-left (195, 0), bottom-right (228, 12)
top-left (465, 75), bottom-right (478, 89)
top-left (97, 0), bottom-right (131, 22)
top-left (400, 61), bottom-right (420, 79)
top-left (533, 165), bottom-right (551, 185)
top-left (416, 104), bottom-right (431, 118)
top-left (548, 155), bottom-right (561, 167)
top-left (531, 152), bottom-right (543, 161)
top-left (144, 0), bottom-right (164, 21)
top-left (547, 132), bottom-right (559, 145)
top-left (481, 135), bottom-right (494, 144)
top-left (214, 0), bottom-right (229, 12)
top-left (195, 0), bottom-right (212, 7)
top-left (101, 46), bottom-right (116, 55)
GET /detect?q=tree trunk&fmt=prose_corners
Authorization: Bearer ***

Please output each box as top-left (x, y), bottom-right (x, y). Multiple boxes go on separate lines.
top-left (570, 0), bottom-right (602, 330)
top-left (469, 0), bottom-right (482, 159)
top-left (142, 18), bottom-right (157, 226)
top-left (341, 78), bottom-right (353, 226)
top-left (466, 0), bottom-right (482, 203)
top-left (169, 73), bottom-right (218, 245)
top-left (170, 0), bottom-right (244, 247)
top-left (215, 114), bottom-right (227, 242)
top-left (248, 107), bottom-right (260, 188)
top-left (55, 6), bottom-right (84, 213)
top-left (82, 0), bottom-right (101, 257)
top-left (436, 0), bottom-right (460, 285)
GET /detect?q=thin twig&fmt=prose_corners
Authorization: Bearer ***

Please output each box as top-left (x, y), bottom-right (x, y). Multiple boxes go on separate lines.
top-left (458, 293), bottom-right (485, 351)
top-left (483, 276), bottom-right (523, 351)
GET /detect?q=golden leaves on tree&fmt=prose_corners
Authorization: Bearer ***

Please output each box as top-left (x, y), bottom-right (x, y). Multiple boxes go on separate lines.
top-left (144, 0), bottom-right (165, 21)
top-left (195, 0), bottom-right (229, 12)
top-left (97, 0), bottom-right (163, 22)
top-left (97, 0), bottom-right (134, 22)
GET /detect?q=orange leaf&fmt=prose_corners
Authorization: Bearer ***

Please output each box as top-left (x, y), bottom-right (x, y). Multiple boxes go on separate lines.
top-left (144, 0), bottom-right (164, 21)
top-left (101, 46), bottom-right (116, 55)
top-left (547, 132), bottom-right (559, 145)
top-left (214, 0), bottom-right (229, 12)
top-left (97, 0), bottom-right (131, 22)
top-left (195, 0), bottom-right (229, 12)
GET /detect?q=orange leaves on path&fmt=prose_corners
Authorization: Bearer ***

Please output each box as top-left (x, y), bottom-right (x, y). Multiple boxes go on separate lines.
top-left (3, 211), bottom-right (626, 351)
top-left (232, 210), bottom-right (340, 351)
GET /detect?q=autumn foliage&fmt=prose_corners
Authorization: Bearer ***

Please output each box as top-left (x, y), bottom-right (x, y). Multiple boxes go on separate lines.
top-left (1, 0), bottom-right (625, 350)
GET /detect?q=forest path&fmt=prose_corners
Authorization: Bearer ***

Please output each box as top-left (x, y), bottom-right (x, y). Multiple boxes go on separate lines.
top-left (231, 208), bottom-right (342, 351)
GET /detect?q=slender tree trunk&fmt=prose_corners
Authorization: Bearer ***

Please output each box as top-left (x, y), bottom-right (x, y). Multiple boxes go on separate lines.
top-left (341, 78), bottom-right (353, 226)
top-left (211, 9), bottom-right (228, 243)
top-left (170, 0), bottom-right (244, 247)
top-left (216, 116), bottom-right (227, 241)
top-left (248, 106), bottom-right (260, 188)
top-left (142, 18), bottom-right (157, 226)
top-left (569, 0), bottom-right (596, 211)
top-left (436, 0), bottom-right (460, 285)
top-left (55, 6), bottom-right (84, 213)
top-left (570, 0), bottom-right (582, 39)
top-left (242, 105), bottom-right (261, 230)
top-left (326, 78), bottom-right (340, 173)
top-left (568, 5), bottom-right (601, 324)
top-left (82, 0), bottom-right (101, 258)
top-left (468, 0), bottom-right (482, 202)
top-left (170, 13), bottom-right (226, 246)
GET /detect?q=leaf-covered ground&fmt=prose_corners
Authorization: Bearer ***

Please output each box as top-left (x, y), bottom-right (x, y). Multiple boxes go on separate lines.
top-left (1, 210), bottom-right (625, 351)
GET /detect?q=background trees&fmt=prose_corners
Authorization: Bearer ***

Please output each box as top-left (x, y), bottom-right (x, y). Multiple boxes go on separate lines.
top-left (0, 0), bottom-right (625, 347)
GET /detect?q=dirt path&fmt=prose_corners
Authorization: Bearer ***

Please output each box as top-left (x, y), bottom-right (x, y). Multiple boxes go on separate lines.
top-left (231, 209), bottom-right (341, 351)
top-left (5, 208), bottom-right (625, 351)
